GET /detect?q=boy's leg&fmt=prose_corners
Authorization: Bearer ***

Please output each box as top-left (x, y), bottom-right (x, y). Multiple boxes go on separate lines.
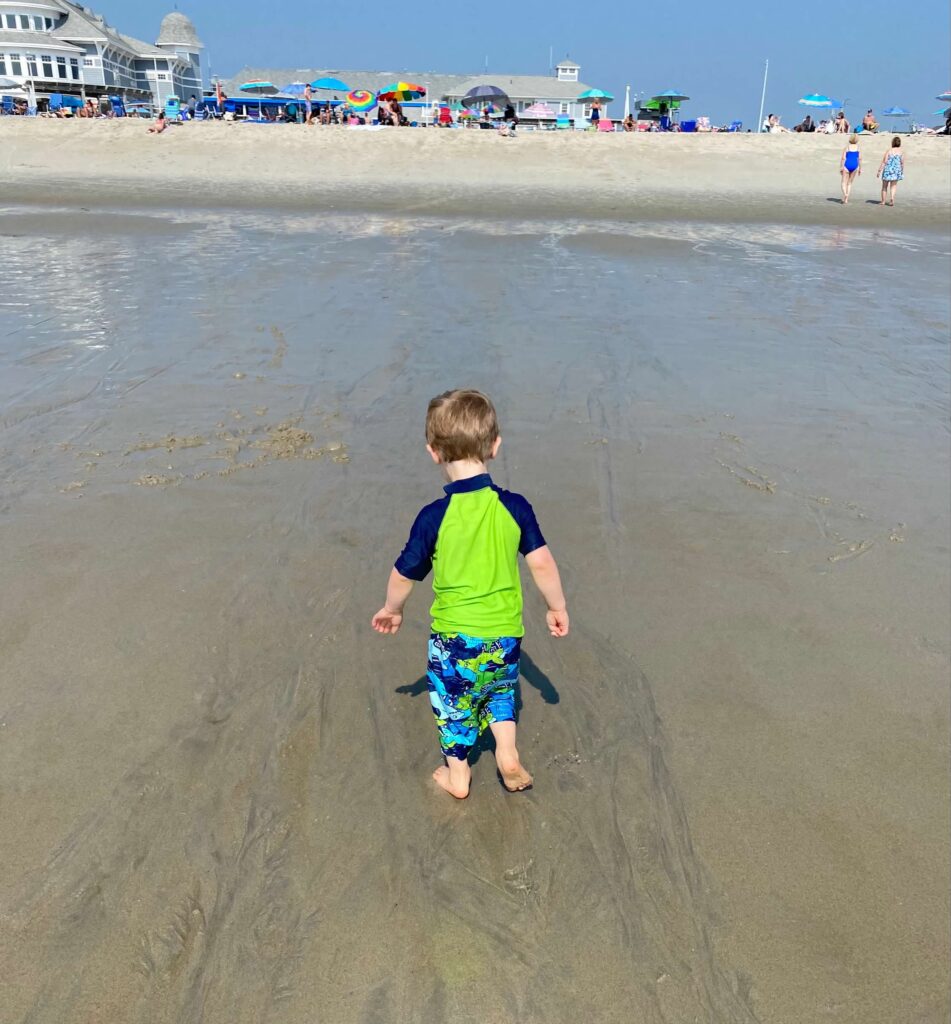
top-left (481, 638), bottom-right (532, 792)
top-left (427, 634), bottom-right (479, 799)
top-left (488, 720), bottom-right (533, 792)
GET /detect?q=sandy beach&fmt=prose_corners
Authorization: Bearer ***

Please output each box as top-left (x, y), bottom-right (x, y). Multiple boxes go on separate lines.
top-left (0, 126), bottom-right (949, 1024)
top-left (2, 118), bottom-right (950, 224)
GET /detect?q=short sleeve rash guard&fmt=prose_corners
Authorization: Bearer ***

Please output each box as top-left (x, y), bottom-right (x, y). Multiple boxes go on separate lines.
top-left (394, 474), bottom-right (545, 637)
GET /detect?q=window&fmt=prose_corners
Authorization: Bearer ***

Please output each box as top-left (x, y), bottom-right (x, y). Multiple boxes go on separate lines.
top-left (26, 54), bottom-right (38, 76)
top-left (83, 57), bottom-right (94, 66)
top-left (42, 56), bottom-right (53, 77)
top-left (19, 15), bottom-right (29, 29)
top-left (559, 102), bottom-right (569, 114)
top-left (9, 53), bottom-right (22, 75)
top-left (156, 72), bottom-right (168, 81)
top-left (45, 17), bottom-right (54, 29)
top-left (56, 56), bottom-right (66, 78)
top-left (5, 14), bottom-right (16, 29)
top-left (0, 55), bottom-right (5, 76)
top-left (32, 16), bottom-right (43, 29)
top-left (70, 58), bottom-right (79, 80)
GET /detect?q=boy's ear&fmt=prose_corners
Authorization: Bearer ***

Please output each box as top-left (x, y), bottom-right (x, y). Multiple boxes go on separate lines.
top-left (489, 436), bottom-right (502, 459)
top-left (426, 444), bottom-right (442, 464)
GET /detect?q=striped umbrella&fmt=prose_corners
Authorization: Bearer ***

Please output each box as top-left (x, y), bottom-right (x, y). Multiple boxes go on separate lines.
top-left (379, 81), bottom-right (426, 101)
top-left (522, 102), bottom-right (556, 118)
top-left (936, 91), bottom-right (951, 102)
top-left (346, 89), bottom-right (376, 112)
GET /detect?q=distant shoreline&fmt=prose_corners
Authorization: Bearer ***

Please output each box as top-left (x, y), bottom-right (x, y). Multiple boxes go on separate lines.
top-left (2, 121), bottom-right (949, 229)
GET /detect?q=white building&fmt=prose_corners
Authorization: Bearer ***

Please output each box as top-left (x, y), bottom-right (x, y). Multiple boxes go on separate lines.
top-left (0, 2), bottom-right (204, 107)
top-left (223, 58), bottom-right (610, 123)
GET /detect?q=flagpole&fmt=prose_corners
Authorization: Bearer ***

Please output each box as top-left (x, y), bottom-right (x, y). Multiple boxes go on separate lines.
top-left (757, 58), bottom-right (769, 132)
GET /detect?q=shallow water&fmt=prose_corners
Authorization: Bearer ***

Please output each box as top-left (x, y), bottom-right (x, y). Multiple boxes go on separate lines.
top-left (1, 207), bottom-right (948, 1024)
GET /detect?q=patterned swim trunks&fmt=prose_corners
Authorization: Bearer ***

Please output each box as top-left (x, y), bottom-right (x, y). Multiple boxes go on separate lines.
top-left (427, 632), bottom-right (521, 760)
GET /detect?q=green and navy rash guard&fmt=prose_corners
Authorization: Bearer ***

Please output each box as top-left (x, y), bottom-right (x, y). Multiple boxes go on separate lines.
top-left (395, 473), bottom-right (546, 639)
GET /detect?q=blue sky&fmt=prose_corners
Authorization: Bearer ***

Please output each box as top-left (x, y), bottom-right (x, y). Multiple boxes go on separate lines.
top-left (103, 0), bottom-right (950, 126)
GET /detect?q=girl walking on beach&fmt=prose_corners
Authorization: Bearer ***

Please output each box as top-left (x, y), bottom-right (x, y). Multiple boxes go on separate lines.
top-left (839, 133), bottom-right (861, 203)
top-left (877, 136), bottom-right (905, 206)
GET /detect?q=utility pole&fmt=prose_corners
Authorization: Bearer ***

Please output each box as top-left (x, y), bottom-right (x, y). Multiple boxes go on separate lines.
top-left (757, 58), bottom-right (769, 132)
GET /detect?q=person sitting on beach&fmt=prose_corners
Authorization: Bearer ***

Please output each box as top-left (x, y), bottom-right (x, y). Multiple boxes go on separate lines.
top-left (371, 389), bottom-right (568, 799)
top-left (147, 110), bottom-right (167, 134)
top-left (389, 99), bottom-right (404, 126)
top-left (862, 109), bottom-right (878, 132)
top-left (834, 110), bottom-right (850, 133)
top-left (623, 113), bottom-right (635, 132)
top-left (795, 114), bottom-right (816, 132)
top-left (765, 113), bottom-right (790, 133)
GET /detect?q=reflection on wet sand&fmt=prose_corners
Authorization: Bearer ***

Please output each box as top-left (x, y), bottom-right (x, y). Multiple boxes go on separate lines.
top-left (0, 209), bottom-right (947, 1024)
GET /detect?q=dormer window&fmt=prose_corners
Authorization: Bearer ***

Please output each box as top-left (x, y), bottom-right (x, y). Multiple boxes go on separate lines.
top-left (555, 61), bottom-right (579, 82)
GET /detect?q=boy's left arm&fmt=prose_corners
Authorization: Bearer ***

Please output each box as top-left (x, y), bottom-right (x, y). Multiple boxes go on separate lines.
top-left (371, 569), bottom-right (415, 635)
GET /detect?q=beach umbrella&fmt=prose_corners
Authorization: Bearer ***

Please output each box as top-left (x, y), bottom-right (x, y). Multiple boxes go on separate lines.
top-left (346, 89), bottom-right (376, 112)
top-left (652, 90), bottom-right (689, 102)
top-left (936, 91), bottom-right (951, 102)
top-left (0, 75), bottom-right (21, 89)
top-left (463, 84), bottom-right (509, 106)
top-left (310, 76), bottom-right (349, 92)
top-left (522, 102), bottom-right (555, 118)
top-left (578, 88), bottom-right (614, 102)
top-left (281, 82), bottom-right (308, 97)
top-left (798, 93), bottom-right (835, 107)
top-left (240, 81), bottom-right (279, 96)
top-left (379, 81), bottom-right (426, 101)
top-left (882, 106), bottom-right (910, 116)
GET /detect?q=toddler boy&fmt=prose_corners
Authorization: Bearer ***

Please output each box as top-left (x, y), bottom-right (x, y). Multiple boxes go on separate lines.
top-left (371, 389), bottom-right (568, 798)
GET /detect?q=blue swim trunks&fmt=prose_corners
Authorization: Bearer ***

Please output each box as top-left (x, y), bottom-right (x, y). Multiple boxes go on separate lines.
top-left (427, 632), bottom-right (520, 760)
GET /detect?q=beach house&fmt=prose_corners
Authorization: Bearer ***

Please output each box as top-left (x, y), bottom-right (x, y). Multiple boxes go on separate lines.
top-left (0, 2), bottom-right (205, 107)
top-left (222, 58), bottom-right (609, 123)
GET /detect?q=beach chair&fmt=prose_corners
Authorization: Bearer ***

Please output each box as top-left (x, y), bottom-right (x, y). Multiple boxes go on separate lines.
top-left (48, 93), bottom-right (64, 115)
top-left (2, 95), bottom-right (17, 115)
top-left (555, 114), bottom-right (570, 129)
top-left (109, 96), bottom-right (126, 117)
top-left (597, 117), bottom-right (614, 132)
top-left (164, 96), bottom-right (181, 120)
top-left (680, 119), bottom-right (697, 133)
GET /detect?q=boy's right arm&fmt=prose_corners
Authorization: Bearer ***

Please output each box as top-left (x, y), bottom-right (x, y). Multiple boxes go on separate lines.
top-left (524, 545), bottom-right (569, 637)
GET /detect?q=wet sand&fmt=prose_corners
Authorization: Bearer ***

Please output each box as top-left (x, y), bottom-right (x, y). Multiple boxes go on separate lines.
top-left (0, 207), bottom-right (948, 1024)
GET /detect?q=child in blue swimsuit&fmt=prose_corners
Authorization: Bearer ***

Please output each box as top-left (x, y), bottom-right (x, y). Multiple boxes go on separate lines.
top-left (840, 133), bottom-right (861, 204)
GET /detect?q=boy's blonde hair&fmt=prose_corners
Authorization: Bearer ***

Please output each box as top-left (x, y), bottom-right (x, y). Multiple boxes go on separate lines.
top-left (426, 389), bottom-right (500, 463)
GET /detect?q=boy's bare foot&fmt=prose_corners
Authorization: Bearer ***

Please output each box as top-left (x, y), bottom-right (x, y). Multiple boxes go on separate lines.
top-left (497, 756), bottom-right (533, 792)
top-left (432, 765), bottom-right (470, 799)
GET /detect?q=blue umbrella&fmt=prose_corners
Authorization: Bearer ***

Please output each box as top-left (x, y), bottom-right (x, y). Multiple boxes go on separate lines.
top-left (798, 93), bottom-right (835, 107)
top-left (882, 106), bottom-right (910, 116)
top-left (282, 82), bottom-right (308, 97)
top-left (463, 84), bottom-right (510, 106)
top-left (652, 89), bottom-right (690, 102)
top-left (311, 76), bottom-right (349, 92)
top-left (239, 81), bottom-right (279, 96)
top-left (578, 88), bottom-right (614, 101)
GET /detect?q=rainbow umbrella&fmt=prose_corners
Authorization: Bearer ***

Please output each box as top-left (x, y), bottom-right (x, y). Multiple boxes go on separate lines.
top-left (346, 89), bottom-right (376, 112)
top-left (379, 81), bottom-right (426, 101)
